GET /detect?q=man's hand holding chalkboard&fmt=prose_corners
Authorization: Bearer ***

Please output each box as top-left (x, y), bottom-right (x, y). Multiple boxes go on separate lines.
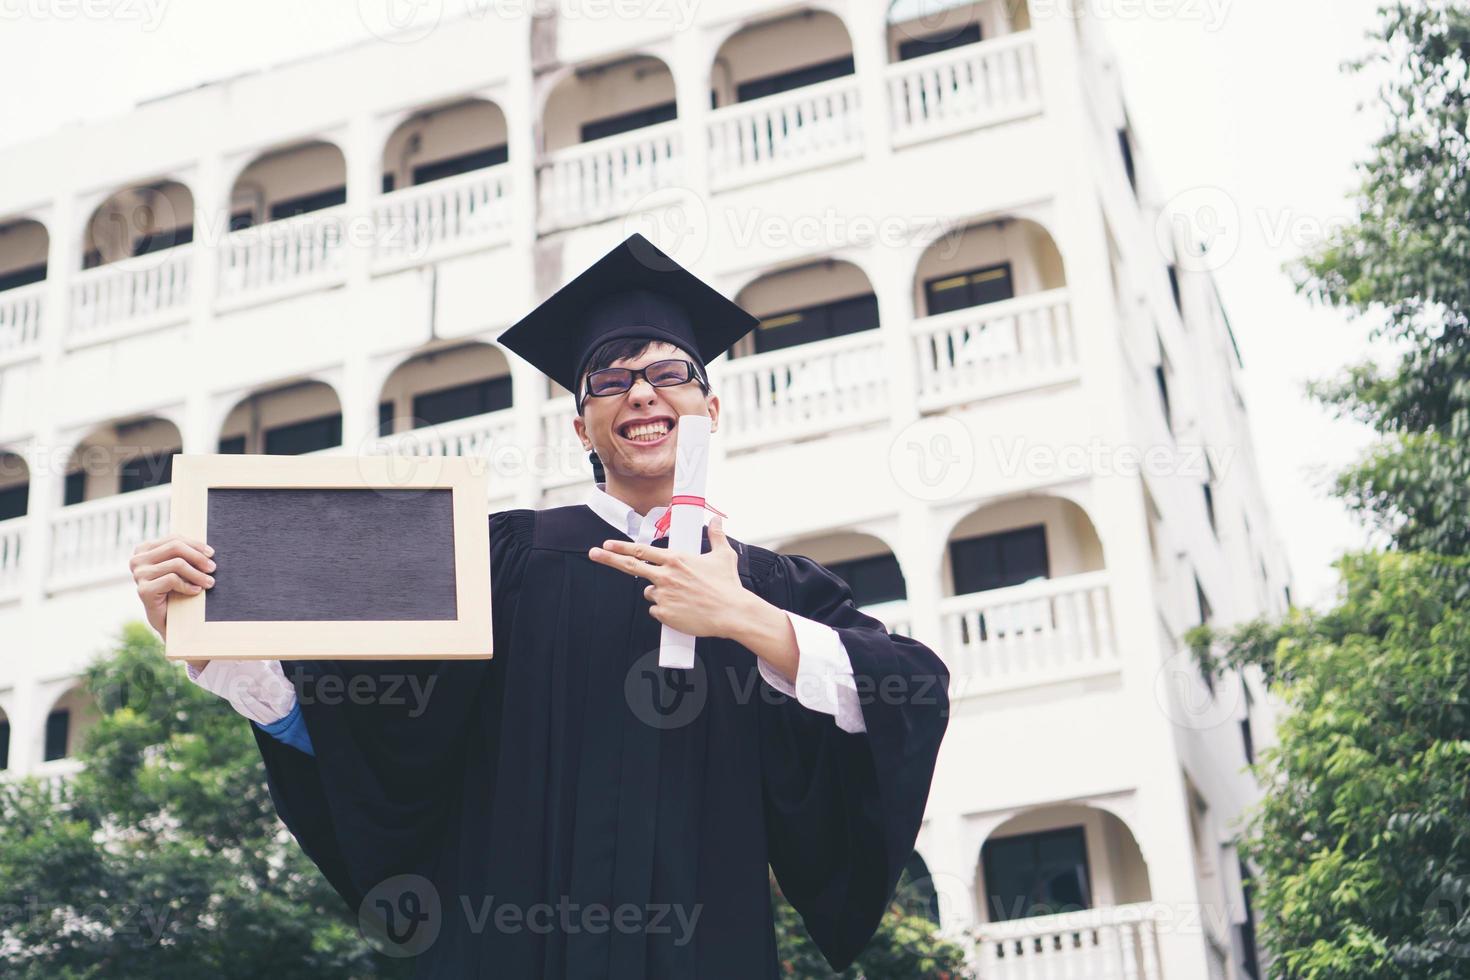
top-left (130, 532), bottom-right (216, 664)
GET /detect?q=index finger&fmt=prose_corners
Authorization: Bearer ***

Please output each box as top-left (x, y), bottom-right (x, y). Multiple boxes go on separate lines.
top-left (596, 539), bottom-right (673, 565)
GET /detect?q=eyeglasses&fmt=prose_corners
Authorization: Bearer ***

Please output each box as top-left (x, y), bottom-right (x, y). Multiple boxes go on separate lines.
top-left (582, 358), bottom-right (707, 402)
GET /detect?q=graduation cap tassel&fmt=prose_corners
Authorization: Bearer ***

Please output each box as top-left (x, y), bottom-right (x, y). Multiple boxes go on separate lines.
top-left (589, 449), bottom-right (606, 484)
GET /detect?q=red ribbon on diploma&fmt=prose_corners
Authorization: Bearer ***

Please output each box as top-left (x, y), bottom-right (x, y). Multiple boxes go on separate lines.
top-left (654, 495), bottom-right (727, 539)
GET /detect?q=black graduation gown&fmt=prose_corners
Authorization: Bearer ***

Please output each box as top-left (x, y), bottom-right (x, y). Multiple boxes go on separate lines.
top-left (251, 503), bottom-right (950, 978)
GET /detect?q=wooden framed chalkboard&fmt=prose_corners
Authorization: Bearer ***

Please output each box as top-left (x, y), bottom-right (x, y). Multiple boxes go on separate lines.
top-left (164, 453), bottom-right (492, 661)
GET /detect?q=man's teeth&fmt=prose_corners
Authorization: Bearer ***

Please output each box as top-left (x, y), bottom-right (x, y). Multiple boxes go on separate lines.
top-left (623, 421), bottom-right (670, 442)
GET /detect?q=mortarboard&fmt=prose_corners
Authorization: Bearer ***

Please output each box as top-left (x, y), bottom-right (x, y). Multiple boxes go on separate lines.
top-left (497, 233), bottom-right (759, 404)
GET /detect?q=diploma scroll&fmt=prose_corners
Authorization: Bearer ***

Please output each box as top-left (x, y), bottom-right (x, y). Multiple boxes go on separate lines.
top-left (659, 414), bottom-right (712, 669)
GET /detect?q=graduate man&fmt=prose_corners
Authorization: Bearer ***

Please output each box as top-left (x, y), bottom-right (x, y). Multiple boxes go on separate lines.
top-left (130, 233), bottom-right (950, 978)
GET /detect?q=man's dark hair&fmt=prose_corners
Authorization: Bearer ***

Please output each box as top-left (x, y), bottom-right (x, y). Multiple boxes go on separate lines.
top-left (576, 337), bottom-right (709, 416)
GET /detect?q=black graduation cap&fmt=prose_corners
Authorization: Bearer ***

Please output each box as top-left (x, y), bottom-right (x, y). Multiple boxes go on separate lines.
top-left (498, 233), bottom-right (758, 402)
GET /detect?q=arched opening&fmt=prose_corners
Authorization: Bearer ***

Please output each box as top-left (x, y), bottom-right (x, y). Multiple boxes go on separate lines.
top-left (229, 141), bottom-right (347, 230)
top-left (942, 495), bottom-right (1114, 687)
top-left (731, 259), bottom-right (878, 358)
top-left (81, 180), bottom-right (194, 270)
top-left (0, 449), bottom-right (28, 521)
top-left (382, 98), bottom-right (509, 193)
top-left (538, 55), bottom-right (680, 231)
top-left (0, 217), bottom-right (48, 292)
top-left (62, 416), bottom-right (182, 505)
top-left (375, 342), bottom-right (515, 454)
top-left (40, 681), bottom-right (100, 766)
top-left (708, 10), bottom-right (861, 186)
top-left (217, 380), bottom-right (344, 456)
top-left (780, 530), bottom-right (908, 632)
top-left (886, 0), bottom-right (1027, 63)
top-left (711, 10), bottom-right (855, 108)
top-left (912, 216), bottom-right (1073, 408)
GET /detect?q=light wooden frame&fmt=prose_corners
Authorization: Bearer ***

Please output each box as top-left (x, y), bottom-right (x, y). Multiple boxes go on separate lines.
top-left (165, 453), bottom-right (492, 661)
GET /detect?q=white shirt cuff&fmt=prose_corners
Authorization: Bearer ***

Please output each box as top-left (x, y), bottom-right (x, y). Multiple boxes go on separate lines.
top-left (757, 611), bottom-right (867, 734)
top-left (185, 659), bottom-right (299, 726)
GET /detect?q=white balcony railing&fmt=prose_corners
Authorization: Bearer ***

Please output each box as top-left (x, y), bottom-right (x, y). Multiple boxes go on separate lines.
top-left (974, 903), bottom-right (1164, 980)
top-left (372, 165), bottom-right (513, 270)
top-left (708, 75), bottom-right (864, 189)
top-left (69, 246), bottom-right (193, 344)
top-left (714, 329), bottom-right (889, 451)
top-left (0, 281), bottom-right (45, 361)
top-left (217, 206), bottom-right (347, 307)
top-left (887, 32), bottom-right (1043, 147)
top-left (368, 408), bottom-right (518, 459)
top-left (48, 485), bottom-right (170, 592)
top-left (538, 121), bottom-right (683, 233)
top-left (0, 515), bottom-right (24, 602)
top-left (941, 570), bottom-right (1117, 695)
top-left (912, 288), bottom-right (1077, 411)
top-left (539, 397), bottom-right (592, 488)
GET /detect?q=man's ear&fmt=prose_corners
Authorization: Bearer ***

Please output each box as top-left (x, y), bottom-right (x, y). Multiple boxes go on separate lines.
top-left (572, 413), bottom-right (591, 451)
top-left (707, 392), bottom-right (720, 433)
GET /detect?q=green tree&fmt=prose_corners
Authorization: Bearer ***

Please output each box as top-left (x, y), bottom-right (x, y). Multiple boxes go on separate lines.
top-left (1186, 3), bottom-right (1470, 976)
top-left (0, 623), bottom-right (405, 980)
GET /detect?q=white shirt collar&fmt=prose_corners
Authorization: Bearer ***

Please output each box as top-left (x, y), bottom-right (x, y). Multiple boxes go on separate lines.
top-left (584, 482), bottom-right (717, 545)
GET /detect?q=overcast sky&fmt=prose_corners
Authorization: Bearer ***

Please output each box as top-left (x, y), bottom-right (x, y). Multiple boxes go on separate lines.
top-left (0, 0), bottom-right (1390, 608)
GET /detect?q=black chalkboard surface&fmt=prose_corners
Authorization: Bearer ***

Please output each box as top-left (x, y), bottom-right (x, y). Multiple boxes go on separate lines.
top-left (204, 488), bottom-right (458, 622)
top-left (165, 453), bottom-right (493, 661)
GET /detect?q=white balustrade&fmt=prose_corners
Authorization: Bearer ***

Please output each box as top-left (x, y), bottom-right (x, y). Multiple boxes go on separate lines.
top-left (0, 281), bottom-right (45, 360)
top-left (888, 33), bottom-right (1043, 146)
top-left (708, 76), bottom-right (863, 189)
top-left (538, 121), bottom-right (682, 233)
top-left (372, 165), bottom-right (513, 269)
top-left (941, 571), bottom-right (1117, 694)
top-left (217, 206), bottom-right (347, 305)
top-left (0, 516), bottom-right (25, 602)
top-left (912, 289), bottom-right (1077, 410)
top-left (713, 330), bottom-right (889, 451)
top-left (69, 246), bottom-right (192, 343)
top-left (538, 397), bottom-right (592, 488)
top-left (48, 485), bottom-right (170, 592)
top-left (974, 903), bottom-right (1164, 980)
top-left (369, 408), bottom-right (518, 460)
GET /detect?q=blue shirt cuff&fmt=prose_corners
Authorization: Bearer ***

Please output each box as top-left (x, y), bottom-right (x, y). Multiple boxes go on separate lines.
top-left (253, 700), bottom-right (315, 757)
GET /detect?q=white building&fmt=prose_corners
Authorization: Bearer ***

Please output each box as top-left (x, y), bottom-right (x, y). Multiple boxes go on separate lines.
top-left (0, 3), bottom-right (1291, 977)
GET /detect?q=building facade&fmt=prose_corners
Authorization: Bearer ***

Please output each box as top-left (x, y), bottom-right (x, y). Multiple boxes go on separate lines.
top-left (0, 2), bottom-right (1290, 977)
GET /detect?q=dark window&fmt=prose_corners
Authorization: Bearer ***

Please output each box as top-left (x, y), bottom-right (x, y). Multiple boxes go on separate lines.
top-left (1238, 860), bottom-right (1261, 979)
top-left (982, 826), bottom-right (1092, 921)
top-left (1196, 574), bottom-right (1213, 626)
top-left (132, 225), bottom-right (194, 257)
top-left (378, 400), bottom-right (396, 437)
top-left (750, 293), bottom-right (879, 355)
top-left (63, 470), bottom-right (86, 506)
top-left (580, 103), bottom-right (676, 143)
top-left (268, 186), bottom-right (347, 222)
top-left (382, 172), bottom-right (396, 194)
top-left (1203, 474), bottom-right (1217, 536)
top-left (1154, 341), bottom-right (1173, 434)
top-left (736, 55), bottom-right (855, 103)
top-left (1117, 128), bottom-right (1137, 193)
top-left (824, 553), bottom-right (907, 607)
top-left (264, 414), bottom-right (342, 456)
top-left (1167, 264), bottom-right (1182, 314)
top-left (1283, 583), bottom-right (1293, 609)
top-left (1240, 717), bottom-right (1255, 765)
top-left (411, 144), bottom-right (510, 185)
top-left (229, 210), bottom-right (254, 232)
top-left (0, 719), bottom-right (8, 770)
top-left (0, 483), bottom-right (26, 521)
top-left (411, 376), bottom-right (514, 429)
top-left (897, 22), bottom-right (982, 61)
top-left (118, 450), bottom-right (175, 494)
top-left (950, 524), bottom-right (1048, 596)
top-left (217, 435), bottom-right (246, 455)
top-left (0, 262), bottom-right (46, 293)
top-left (82, 248), bottom-right (102, 270)
top-left (44, 709), bottom-right (70, 762)
top-left (923, 262), bottom-right (1015, 316)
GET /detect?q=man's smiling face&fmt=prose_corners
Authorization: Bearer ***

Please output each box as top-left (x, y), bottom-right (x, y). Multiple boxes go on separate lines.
top-left (572, 340), bottom-right (720, 481)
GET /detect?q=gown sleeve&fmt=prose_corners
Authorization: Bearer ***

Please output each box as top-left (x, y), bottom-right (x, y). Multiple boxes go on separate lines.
top-left (250, 508), bottom-right (534, 910)
top-left (754, 550), bottom-right (950, 972)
